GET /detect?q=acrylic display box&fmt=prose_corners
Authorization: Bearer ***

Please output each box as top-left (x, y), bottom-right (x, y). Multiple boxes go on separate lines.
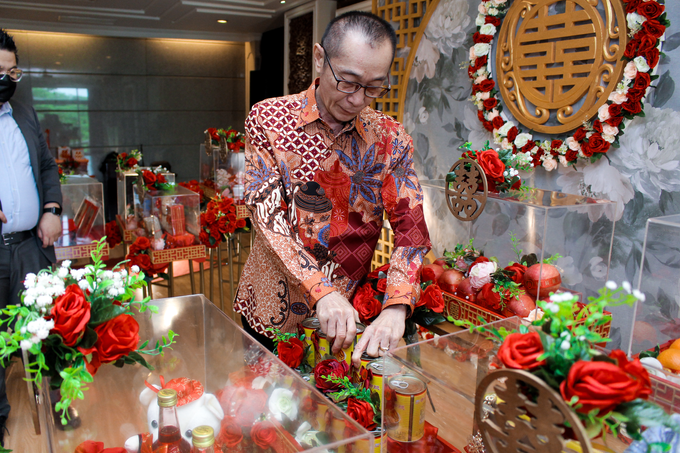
top-left (117, 170), bottom-right (175, 241)
top-left (55, 175), bottom-right (108, 260)
top-left (199, 146), bottom-right (246, 202)
top-left (34, 295), bottom-right (373, 452)
top-left (420, 180), bottom-right (616, 331)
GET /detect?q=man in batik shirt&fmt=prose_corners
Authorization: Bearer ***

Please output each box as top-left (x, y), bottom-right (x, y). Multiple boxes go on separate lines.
top-left (235, 11), bottom-right (431, 367)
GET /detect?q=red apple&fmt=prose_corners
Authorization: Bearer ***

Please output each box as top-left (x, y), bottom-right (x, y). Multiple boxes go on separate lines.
top-left (455, 277), bottom-right (477, 302)
top-left (502, 293), bottom-right (537, 318)
top-left (437, 269), bottom-right (464, 294)
top-left (524, 263), bottom-right (561, 299)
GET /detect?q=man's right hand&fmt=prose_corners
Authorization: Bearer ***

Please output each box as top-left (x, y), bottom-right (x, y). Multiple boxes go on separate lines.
top-left (0, 210), bottom-right (6, 224)
top-left (316, 292), bottom-right (360, 354)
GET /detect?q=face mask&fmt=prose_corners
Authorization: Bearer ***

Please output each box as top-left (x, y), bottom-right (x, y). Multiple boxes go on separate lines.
top-left (0, 78), bottom-right (17, 103)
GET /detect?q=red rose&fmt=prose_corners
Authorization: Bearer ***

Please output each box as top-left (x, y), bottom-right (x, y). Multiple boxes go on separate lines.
top-left (507, 126), bottom-right (519, 143)
top-left (638, 34), bottom-right (657, 53)
top-left (609, 103), bottom-right (622, 117)
top-left (473, 32), bottom-right (493, 44)
top-left (504, 263), bottom-right (527, 284)
top-left (136, 254), bottom-right (152, 272)
top-left (565, 150), bottom-right (578, 162)
top-left (586, 134), bottom-right (610, 154)
top-left (491, 116), bottom-right (504, 130)
top-left (626, 87), bottom-right (645, 102)
top-left (560, 350), bottom-right (652, 415)
top-left (134, 236), bottom-right (150, 250)
top-left (581, 141), bottom-right (594, 157)
top-left (476, 150), bottom-right (505, 182)
top-left (622, 98), bottom-right (643, 115)
top-left (477, 283), bottom-right (501, 311)
top-left (421, 266), bottom-right (436, 283)
top-left (142, 170), bottom-right (156, 186)
top-left (638, 1), bottom-right (664, 19)
top-left (376, 278), bottom-right (388, 294)
top-left (485, 16), bottom-right (501, 27)
top-left (592, 120), bottom-right (603, 134)
top-left (367, 263), bottom-right (390, 279)
top-left (573, 127), bottom-right (586, 142)
top-left (278, 337), bottom-right (305, 369)
top-left (314, 359), bottom-right (349, 392)
top-left (633, 72), bottom-right (652, 91)
top-left (498, 332), bottom-right (546, 370)
top-left (606, 116), bottom-right (624, 128)
top-left (644, 48), bottom-right (660, 68)
top-left (156, 173), bottom-right (167, 184)
top-left (521, 142), bottom-right (534, 154)
top-left (479, 79), bottom-right (495, 92)
top-left (483, 98), bottom-right (498, 110)
top-left (352, 284), bottom-right (382, 323)
top-left (347, 397), bottom-right (377, 430)
top-left (417, 284), bottom-right (444, 313)
top-left (207, 127), bottom-right (220, 141)
top-left (78, 314), bottom-right (139, 375)
top-left (125, 157), bottom-right (138, 168)
top-left (217, 417), bottom-right (243, 448)
top-left (624, 38), bottom-right (639, 59)
top-left (473, 55), bottom-right (488, 71)
top-left (483, 120), bottom-right (494, 132)
top-left (551, 139), bottom-right (563, 150)
top-left (300, 395), bottom-right (318, 413)
top-left (625, 0), bottom-right (642, 13)
top-left (49, 284), bottom-right (91, 347)
top-left (642, 20), bottom-right (666, 38)
top-left (118, 152), bottom-right (127, 161)
top-left (251, 421), bottom-right (276, 449)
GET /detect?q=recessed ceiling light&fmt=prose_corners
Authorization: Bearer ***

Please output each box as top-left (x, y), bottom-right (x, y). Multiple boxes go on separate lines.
top-left (217, 19), bottom-right (227, 23)
top-left (280, 1), bottom-right (285, 3)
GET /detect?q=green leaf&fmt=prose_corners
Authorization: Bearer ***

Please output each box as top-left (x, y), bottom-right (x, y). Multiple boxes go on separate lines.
top-left (78, 327), bottom-right (98, 349)
top-left (88, 300), bottom-right (127, 326)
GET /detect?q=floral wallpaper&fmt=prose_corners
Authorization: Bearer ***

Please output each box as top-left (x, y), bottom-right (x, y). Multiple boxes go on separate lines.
top-left (401, 0), bottom-right (680, 351)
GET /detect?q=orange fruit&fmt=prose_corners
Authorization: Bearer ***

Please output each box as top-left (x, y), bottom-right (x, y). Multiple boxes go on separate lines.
top-left (669, 338), bottom-right (680, 350)
top-left (658, 349), bottom-right (680, 371)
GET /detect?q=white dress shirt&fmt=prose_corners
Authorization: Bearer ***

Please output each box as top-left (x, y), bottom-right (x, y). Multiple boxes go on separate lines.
top-left (0, 101), bottom-right (40, 234)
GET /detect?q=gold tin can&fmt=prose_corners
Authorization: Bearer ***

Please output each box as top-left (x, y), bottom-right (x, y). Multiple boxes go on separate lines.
top-left (301, 317), bottom-right (320, 367)
top-left (360, 352), bottom-right (376, 369)
top-left (367, 358), bottom-right (402, 409)
top-left (315, 323), bottom-right (366, 366)
top-left (386, 374), bottom-right (426, 442)
top-left (354, 428), bottom-right (383, 453)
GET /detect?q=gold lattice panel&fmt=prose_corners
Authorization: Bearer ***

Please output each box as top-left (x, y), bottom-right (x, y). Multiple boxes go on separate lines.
top-left (235, 204), bottom-right (249, 219)
top-left (370, 224), bottom-right (395, 271)
top-left (151, 245), bottom-right (207, 265)
top-left (56, 243), bottom-right (110, 261)
top-left (373, 0), bottom-right (436, 120)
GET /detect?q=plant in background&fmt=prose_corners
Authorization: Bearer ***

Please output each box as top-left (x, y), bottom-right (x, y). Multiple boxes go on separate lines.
top-left (458, 282), bottom-right (680, 444)
top-left (0, 238), bottom-right (177, 425)
top-left (135, 166), bottom-right (172, 192)
top-left (104, 220), bottom-right (122, 249)
top-left (267, 327), bottom-right (310, 372)
top-left (206, 127), bottom-right (246, 152)
top-left (178, 180), bottom-right (207, 205)
top-left (116, 149), bottom-right (142, 173)
top-left (125, 236), bottom-right (169, 279)
top-left (199, 195), bottom-right (247, 248)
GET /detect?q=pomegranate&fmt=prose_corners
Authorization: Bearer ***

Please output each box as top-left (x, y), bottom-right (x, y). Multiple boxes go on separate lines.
top-left (455, 277), bottom-right (477, 302)
top-left (433, 257), bottom-right (448, 267)
top-left (437, 269), bottom-right (464, 294)
top-left (502, 293), bottom-right (536, 318)
top-left (422, 263), bottom-right (444, 283)
top-left (523, 263), bottom-right (561, 299)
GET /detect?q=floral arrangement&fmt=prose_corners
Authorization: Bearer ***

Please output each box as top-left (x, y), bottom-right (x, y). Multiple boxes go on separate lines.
top-left (468, 0), bottom-right (668, 170)
top-left (461, 282), bottom-right (680, 443)
top-left (206, 127), bottom-right (246, 152)
top-left (104, 220), bottom-right (123, 249)
top-left (449, 141), bottom-right (532, 193)
top-left (116, 149), bottom-right (142, 173)
top-left (57, 165), bottom-right (73, 184)
top-left (178, 180), bottom-right (207, 205)
top-left (199, 195), bottom-right (247, 249)
top-left (136, 166), bottom-right (172, 192)
top-left (125, 236), bottom-right (169, 278)
top-left (0, 239), bottom-right (176, 424)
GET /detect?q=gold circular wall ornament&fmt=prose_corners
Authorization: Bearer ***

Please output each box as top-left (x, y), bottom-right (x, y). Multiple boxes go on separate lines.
top-left (496, 0), bottom-right (627, 134)
top-left (445, 158), bottom-right (488, 221)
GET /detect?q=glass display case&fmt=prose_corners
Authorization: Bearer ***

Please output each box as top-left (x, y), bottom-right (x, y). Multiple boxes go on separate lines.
top-left (35, 295), bottom-right (373, 452)
top-left (117, 170), bottom-right (176, 227)
top-left (132, 184), bottom-right (200, 251)
top-left (419, 180), bottom-right (616, 332)
top-left (199, 147), bottom-right (246, 202)
top-left (56, 175), bottom-right (107, 260)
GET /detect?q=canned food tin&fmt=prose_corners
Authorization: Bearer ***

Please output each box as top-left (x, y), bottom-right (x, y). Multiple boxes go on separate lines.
top-left (354, 428), bottom-right (383, 453)
top-left (386, 374), bottom-right (426, 442)
top-left (302, 317), bottom-right (320, 367)
top-left (360, 352), bottom-right (376, 369)
top-left (315, 323), bottom-right (366, 366)
top-left (367, 358), bottom-right (402, 409)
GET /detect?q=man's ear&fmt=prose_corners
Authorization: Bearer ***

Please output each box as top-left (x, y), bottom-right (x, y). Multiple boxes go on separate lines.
top-left (313, 43), bottom-right (325, 75)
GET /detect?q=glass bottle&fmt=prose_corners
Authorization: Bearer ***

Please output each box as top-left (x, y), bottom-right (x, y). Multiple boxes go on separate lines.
top-left (191, 425), bottom-right (215, 453)
top-left (152, 388), bottom-right (192, 453)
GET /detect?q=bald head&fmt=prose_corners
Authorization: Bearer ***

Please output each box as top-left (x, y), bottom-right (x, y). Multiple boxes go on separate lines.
top-left (321, 11), bottom-right (397, 61)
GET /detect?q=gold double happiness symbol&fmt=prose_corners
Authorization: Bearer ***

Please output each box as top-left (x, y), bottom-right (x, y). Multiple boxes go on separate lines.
top-left (496, 0), bottom-right (627, 134)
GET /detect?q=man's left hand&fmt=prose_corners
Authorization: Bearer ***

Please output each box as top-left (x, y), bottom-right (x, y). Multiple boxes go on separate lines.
top-left (37, 208), bottom-right (62, 248)
top-left (351, 305), bottom-right (407, 368)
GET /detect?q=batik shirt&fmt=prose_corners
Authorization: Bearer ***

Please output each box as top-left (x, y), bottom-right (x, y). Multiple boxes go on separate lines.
top-left (235, 80), bottom-right (431, 337)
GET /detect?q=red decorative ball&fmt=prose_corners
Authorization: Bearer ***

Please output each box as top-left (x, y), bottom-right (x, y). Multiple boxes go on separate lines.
top-left (502, 293), bottom-right (537, 318)
top-left (437, 269), bottom-right (464, 294)
top-left (523, 263), bottom-right (562, 299)
top-left (455, 277), bottom-right (477, 302)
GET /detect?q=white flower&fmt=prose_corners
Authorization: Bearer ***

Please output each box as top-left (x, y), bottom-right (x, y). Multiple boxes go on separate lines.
top-left (36, 295), bottom-right (52, 307)
top-left (598, 104), bottom-right (611, 122)
top-left (561, 340), bottom-right (571, 351)
top-left (425, 0), bottom-right (471, 55)
top-left (606, 281), bottom-right (617, 290)
top-left (468, 261), bottom-right (498, 290)
top-left (71, 268), bottom-right (86, 280)
top-left (542, 157), bottom-right (557, 172)
top-left (627, 12), bottom-right (646, 32)
top-left (24, 273), bottom-right (37, 289)
top-left (559, 155), bottom-right (569, 167)
top-left (479, 23), bottom-right (497, 36)
top-left (463, 103), bottom-right (493, 149)
top-left (20, 340), bottom-right (32, 351)
top-left (268, 388), bottom-right (298, 422)
top-left (473, 43), bottom-right (491, 57)
top-left (131, 265), bottom-right (140, 274)
top-left (545, 302), bottom-right (560, 313)
top-left (488, 7), bottom-right (499, 16)
top-left (633, 289), bottom-right (646, 301)
top-left (102, 270), bottom-right (114, 280)
top-left (514, 133), bottom-right (532, 148)
top-left (23, 295), bottom-right (35, 306)
top-left (475, 13), bottom-right (485, 28)
top-left (498, 122), bottom-right (514, 136)
top-left (609, 90), bottom-right (628, 104)
top-left (57, 267), bottom-right (69, 279)
top-left (61, 260), bottom-right (72, 268)
top-left (417, 106), bottom-right (429, 124)
top-left (624, 61), bottom-right (638, 80)
top-left (622, 281), bottom-right (632, 293)
top-left (78, 280), bottom-right (91, 292)
top-left (633, 56), bottom-right (650, 73)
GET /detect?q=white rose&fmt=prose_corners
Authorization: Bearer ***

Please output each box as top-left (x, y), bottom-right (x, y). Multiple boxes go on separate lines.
top-left (566, 136), bottom-right (581, 151)
top-left (602, 124), bottom-right (619, 136)
top-left (479, 24), bottom-right (497, 36)
top-left (608, 90), bottom-right (628, 104)
top-left (501, 138), bottom-right (511, 150)
top-left (478, 3), bottom-right (487, 14)
top-left (627, 12), bottom-right (646, 31)
top-left (514, 133), bottom-right (532, 148)
top-left (543, 158), bottom-right (557, 171)
top-left (469, 261), bottom-right (498, 290)
top-left (598, 104), bottom-right (611, 121)
top-left (479, 91), bottom-right (490, 100)
top-left (269, 388), bottom-right (298, 422)
top-left (475, 14), bottom-right (485, 27)
top-left (634, 56), bottom-right (650, 73)
top-left (488, 7), bottom-right (499, 15)
top-left (473, 43), bottom-right (491, 57)
top-left (624, 61), bottom-right (638, 80)
top-left (559, 155), bottom-right (569, 167)
top-left (498, 122), bottom-right (513, 135)
top-left (487, 108), bottom-right (499, 121)
top-left (603, 134), bottom-right (616, 143)
top-left (492, 0), bottom-right (506, 5)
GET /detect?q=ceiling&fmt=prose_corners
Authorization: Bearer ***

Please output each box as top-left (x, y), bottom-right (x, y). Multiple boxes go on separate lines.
top-left (0, 0), bottom-right (321, 42)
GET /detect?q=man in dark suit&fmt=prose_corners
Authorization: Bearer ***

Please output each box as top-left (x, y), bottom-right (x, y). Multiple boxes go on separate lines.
top-left (0, 29), bottom-right (62, 446)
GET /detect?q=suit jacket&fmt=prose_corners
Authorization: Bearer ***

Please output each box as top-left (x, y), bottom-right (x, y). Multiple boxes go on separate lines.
top-left (9, 100), bottom-right (63, 263)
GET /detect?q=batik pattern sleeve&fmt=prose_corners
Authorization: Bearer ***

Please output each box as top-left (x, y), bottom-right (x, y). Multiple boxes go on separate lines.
top-left (244, 104), bottom-right (336, 307)
top-left (379, 126), bottom-right (431, 313)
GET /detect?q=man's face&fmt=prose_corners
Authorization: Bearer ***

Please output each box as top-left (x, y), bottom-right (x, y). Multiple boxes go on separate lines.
top-left (313, 33), bottom-right (392, 125)
top-left (0, 49), bottom-right (18, 106)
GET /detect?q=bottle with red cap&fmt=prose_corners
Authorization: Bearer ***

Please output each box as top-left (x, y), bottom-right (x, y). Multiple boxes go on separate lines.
top-left (152, 388), bottom-right (191, 453)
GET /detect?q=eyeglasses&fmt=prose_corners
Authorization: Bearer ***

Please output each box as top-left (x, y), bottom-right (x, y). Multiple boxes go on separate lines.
top-left (0, 68), bottom-right (23, 82)
top-left (323, 49), bottom-right (390, 99)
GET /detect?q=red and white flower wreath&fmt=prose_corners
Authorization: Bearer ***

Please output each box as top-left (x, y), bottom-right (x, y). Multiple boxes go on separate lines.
top-left (467, 0), bottom-right (669, 172)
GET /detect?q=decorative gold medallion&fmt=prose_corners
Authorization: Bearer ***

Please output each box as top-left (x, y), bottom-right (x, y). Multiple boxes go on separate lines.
top-left (496, 0), bottom-right (627, 134)
top-left (445, 159), bottom-right (488, 221)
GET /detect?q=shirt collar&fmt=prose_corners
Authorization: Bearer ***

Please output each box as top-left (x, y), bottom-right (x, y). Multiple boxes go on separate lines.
top-left (0, 101), bottom-right (12, 117)
top-left (295, 79), bottom-right (369, 143)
